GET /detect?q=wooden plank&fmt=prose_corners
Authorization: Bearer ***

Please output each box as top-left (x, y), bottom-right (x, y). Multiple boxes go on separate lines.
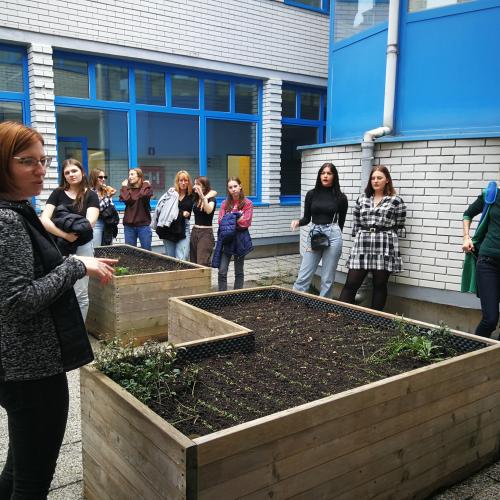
top-left (81, 366), bottom-right (195, 499)
top-left (194, 344), bottom-right (500, 465)
top-left (196, 365), bottom-right (500, 498)
top-left (114, 267), bottom-right (210, 286)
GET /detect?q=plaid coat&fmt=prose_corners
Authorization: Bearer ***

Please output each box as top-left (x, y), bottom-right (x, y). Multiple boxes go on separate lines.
top-left (347, 194), bottom-right (406, 272)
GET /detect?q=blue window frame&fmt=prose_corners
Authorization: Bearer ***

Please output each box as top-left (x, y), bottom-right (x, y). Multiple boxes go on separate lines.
top-left (53, 52), bottom-right (263, 209)
top-left (0, 44), bottom-right (30, 125)
top-left (280, 85), bottom-right (326, 204)
top-left (284, 0), bottom-right (330, 14)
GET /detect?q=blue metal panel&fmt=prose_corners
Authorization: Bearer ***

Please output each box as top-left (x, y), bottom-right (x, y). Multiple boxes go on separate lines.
top-left (327, 27), bottom-right (388, 141)
top-left (397, 0), bottom-right (500, 135)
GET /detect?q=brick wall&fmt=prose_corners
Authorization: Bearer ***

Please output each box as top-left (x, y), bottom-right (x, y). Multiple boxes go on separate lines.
top-left (3, 0), bottom-right (329, 78)
top-left (301, 139), bottom-right (500, 294)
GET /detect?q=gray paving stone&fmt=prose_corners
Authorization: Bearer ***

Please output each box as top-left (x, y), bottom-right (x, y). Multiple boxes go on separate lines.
top-left (48, 481), bottom-right (83, 500)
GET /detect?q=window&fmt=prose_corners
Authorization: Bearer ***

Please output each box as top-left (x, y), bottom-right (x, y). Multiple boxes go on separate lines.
top-left (235, 83), bottom-right (258, 114)
top-left (284, 0), bottom-right (329, 14)
top-left (56, 106), bottom-right (129, 188)
top-left (334, 0), bottom-right (389, 42)
top-left (54, 53), bottom-right (262, 203)
top-left (172, 75), bottom-right (199, 108)
top-left (205, 80), bottom-right (230, 112)
top-left (408, 0), bottom-right (473, 12)
top-left (54, 58), bottom-right (89, 98)
top-left (280, 85), bottom-right (326, 200)
top-left (95, 63), bottom-right (129, 102)
top-left (0, 45), bottom-right (28, 125)
top-left (207, 120), bottom-right (257, 197)
top-left (136, 69), bottom-right (165, 106)
top-left (137, 113), bottom-right (199, 198)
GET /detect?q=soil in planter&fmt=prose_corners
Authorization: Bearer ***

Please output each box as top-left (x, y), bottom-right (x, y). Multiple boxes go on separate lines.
top-left (140, 296), bottom-right (464, 438)
top-left (95, 246), bottom-right (194, 274)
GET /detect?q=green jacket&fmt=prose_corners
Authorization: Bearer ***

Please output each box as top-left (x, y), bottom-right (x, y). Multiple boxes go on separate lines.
top-left (461, 183), bottom-right (498, 294)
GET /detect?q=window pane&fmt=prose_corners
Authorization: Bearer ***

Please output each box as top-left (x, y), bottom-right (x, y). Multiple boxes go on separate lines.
top-left (0, 101), bottom-right (23, 123)
top-left (135, 69), bottom-right (165, 105)
top-left (334, 0), bottom-right (389, 42)
top-left (408, 0), bottom-right (472, 12)
top-left (54, 58), bottom-right (89, 98)
top-left (205, 79), bottom-right (230, 112)
top-left (300, 92), bottom-right (321, 120)
top-left (290, 0), bottom-right (322, 8)
top-left (235, 83), bottom-right (258, 114)
top-left (171, 75), bottom-right (199, 108)
top-left (282, 89), bottom-right (297, 118)
top-left (95, 63), bottom-right (129, 102)
top-left (280, 125), bottom-right (318, 196)
top-left (56, 106), bottom-right (129, 192)
top-left (136, 112), bottom-right (199, 199)
top-left (207, 120), bottom-right (256, 196)
top-left (0, 49), bottom-right (23, 92)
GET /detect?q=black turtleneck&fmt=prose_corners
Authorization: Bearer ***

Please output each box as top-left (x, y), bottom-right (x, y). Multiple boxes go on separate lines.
top-left (298, 187), bottom-right (348, 230)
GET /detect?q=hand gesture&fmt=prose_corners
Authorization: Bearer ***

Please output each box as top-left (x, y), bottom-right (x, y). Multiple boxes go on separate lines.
top-left (64, 232), bottom-right (79, 243)
top-left (121, 179), bottom-right (128, 187)
top-left (462, 236), bottom-right (474, 254)
top-left (183, 211), bottom-right (191, 218)
top-left (290, 220), bottom-right (299, 231)
top-left (75, 257), bottom-right (118, 285)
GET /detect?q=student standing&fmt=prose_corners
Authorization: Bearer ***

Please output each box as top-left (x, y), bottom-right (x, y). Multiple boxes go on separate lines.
top-left (89, 168), bottom-right (117, 247)
top-left (291, 162), bottom-right (348, 298)
top-left (120, 168), bottom-right (153, 250)
top-left (339, 165), bottom-right (406, 311)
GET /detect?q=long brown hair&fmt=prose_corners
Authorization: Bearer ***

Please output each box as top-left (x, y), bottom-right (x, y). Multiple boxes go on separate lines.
top-left (89, 168), bottom-right (106, 196)
top-left (194, 176), bottom-right (210, 207)
top-left (128, 167), bottom-right (144, 188)
top-left (0, 121), bottom-right (44, 193)
top-left (60, 158), bottom-right (89, 212)
top-left (364, 165), bottom-right (396, 197)
top-left (224, 176), bottom-right (246, 211)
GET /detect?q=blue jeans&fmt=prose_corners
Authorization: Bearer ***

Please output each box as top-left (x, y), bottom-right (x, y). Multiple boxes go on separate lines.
top-left (475, 255), bottom-right (500, 337)
top-left (74, 240), bottom-right (94, 321)
top-left (92, 218), bottom-right (104, 248)
top-left (124, 224), bottom-right (152, 251)
top-left (163, 221), bottom-right (190, 261)
top-left (293, 223), bottom-right (343, 298)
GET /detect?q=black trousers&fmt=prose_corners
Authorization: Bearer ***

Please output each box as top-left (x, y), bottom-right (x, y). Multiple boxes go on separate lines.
top-left (0, 373), bottom-right (69, 500)
top-left (475, 255), bottom-right (500, 337)
top-left (339, 269), bottom-right (391, 311)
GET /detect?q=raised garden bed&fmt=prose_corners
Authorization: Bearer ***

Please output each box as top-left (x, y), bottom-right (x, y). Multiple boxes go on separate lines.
top-left (82, 287), bottom-right (500, 499)
top-left (86, 244), bottom-right (211, 345)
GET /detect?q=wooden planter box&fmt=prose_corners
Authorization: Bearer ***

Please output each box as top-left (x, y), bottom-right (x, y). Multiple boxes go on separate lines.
top-left (86, 244), bottom-right (211, 345)
top-left (81, 287), bottom-right (500, 499)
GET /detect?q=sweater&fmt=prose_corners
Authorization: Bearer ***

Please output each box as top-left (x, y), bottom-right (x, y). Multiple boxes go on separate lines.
top-left (120, 183), bottom-right (153, 226)
top-left (299, 188), bottom-right (348, 230)
top-left (0, 201), bottom-right (89, 381)
top-left (463, 189), bottom-right (500, 260)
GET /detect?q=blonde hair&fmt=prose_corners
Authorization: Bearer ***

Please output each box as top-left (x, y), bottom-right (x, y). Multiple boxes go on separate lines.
top-left (174, 170), bottom-right (193, 196)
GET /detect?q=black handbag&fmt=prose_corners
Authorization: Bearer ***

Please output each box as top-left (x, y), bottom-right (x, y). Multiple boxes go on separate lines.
top-left (310, 227), bottom-right (330, 251)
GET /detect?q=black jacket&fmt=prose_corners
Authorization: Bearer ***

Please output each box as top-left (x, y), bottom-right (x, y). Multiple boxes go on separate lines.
top-left (100, 204), bottom-right (120, 246)
top-left (51, 204), bottom-right (93, 255)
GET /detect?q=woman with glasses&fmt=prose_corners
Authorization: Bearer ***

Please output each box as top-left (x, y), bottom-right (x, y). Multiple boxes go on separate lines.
top-left (0, 121), bottom-right (116, 499)
top-left (89, 169), bottom-right (117, 247)
top-left (41, 158), bottom-right (100, 321)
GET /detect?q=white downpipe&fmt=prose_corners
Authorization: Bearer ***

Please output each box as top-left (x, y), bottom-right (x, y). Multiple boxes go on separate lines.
top-left (361, 0), bottom-right (401, 187)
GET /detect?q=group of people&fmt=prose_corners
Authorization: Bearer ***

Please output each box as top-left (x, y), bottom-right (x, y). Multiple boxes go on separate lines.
top-left (292, 162), bottom-right (406, 312)
top-left (116, 168), bottom-right (255, 292)
top-left (0, 121), bottom-right (499, 498)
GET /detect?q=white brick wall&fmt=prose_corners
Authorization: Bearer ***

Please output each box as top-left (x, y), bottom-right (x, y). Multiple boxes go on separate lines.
top-left (4, 0), bottom-right (329, 78)
top-left (27, 43), bottom-right (59, 211)
top-left (302, 139), bottom-right (500, 294)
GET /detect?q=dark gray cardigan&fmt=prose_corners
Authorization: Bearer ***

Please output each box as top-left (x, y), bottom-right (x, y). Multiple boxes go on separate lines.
top-left (0, 207), bottom-right (87, 381)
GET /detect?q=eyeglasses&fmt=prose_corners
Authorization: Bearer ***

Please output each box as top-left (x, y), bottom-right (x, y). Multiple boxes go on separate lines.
top-left (98, 175), bottom-right (108, 180)
top-left (13, 156), bottom-right (52, 168)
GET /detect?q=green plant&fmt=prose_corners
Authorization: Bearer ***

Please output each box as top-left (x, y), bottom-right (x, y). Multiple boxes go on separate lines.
top-left (94, 338), bottom-right (198, 404)
top-left (114, 266), bottom-right (130, 276)
top-left (368, 317), bottom-right (455, 364)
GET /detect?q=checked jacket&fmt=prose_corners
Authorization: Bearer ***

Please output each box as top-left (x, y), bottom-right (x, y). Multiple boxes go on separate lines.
top-left (347, 194), bottom-right (406, 272)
